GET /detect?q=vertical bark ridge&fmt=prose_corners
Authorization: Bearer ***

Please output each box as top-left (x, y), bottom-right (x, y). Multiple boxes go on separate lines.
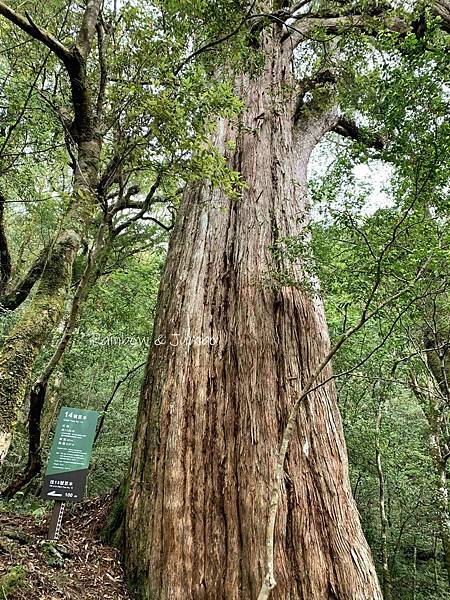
top-left (125, 30), bottom-right (380, 600)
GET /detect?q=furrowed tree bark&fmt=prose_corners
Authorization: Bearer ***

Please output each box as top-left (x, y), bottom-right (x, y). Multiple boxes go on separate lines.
top-left (125, 23), bottom-right (381, 600)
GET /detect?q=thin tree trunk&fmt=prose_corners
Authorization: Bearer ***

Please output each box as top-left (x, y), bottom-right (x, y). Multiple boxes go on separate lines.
top-left (40, 371), bottom-right (63, 449)
top-left (411, 374), bottom-right (450, 586)
top-left (375, 395), bottom-right (392, 600)
top-left (0, 0), bottom-right (103, 463)
top-left (433, 532), bottom-right (439, 591)
top-left (428, 391), bottom-right (450, 585)
top-left (0, 217), bottom-right (110, 493)
top-left (0, 229), bottom-right (78, 461)
top-left (125, 28), bottom-right (381, 600)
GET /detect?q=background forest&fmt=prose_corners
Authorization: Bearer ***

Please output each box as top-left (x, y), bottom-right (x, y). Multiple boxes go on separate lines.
top-left (0, 1), bottom-right (449, 599)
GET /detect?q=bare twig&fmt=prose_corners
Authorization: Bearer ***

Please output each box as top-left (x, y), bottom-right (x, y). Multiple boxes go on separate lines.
top-left (257, 257), bottom-right (431, 599)
top-left (94, 361), bottom-right (146, 443)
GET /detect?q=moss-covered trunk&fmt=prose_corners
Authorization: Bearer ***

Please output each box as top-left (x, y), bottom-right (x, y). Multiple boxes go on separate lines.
top-left (1, 219), bottom-right (111, 494)
top-left (0, 136), bottom-right (100, 464)
top-left (0, 230), bottom-right (77, 461)
top-left (0, 0), bottom-right (104, 463)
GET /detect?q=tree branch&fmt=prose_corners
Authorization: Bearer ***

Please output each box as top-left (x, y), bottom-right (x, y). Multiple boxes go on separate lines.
top-left (285, 1), bottom-right (450, 48)
top-left (332, 116), bottom-right (385, 151)
top-left (0, 1), bottom-right (103, 145)
top-left (174, 0), bottom-right (257, 75)
top-left (0, 245), bottom-right (50, 311)
top-left (76, 0), bottom-right (103, 60)
top-left (94, 361), bottom-right (146, 444)
top-left (0, 2), bottom-right (72, 65)
top-left (112, 174), bottom-right (162, 235)
top-left (284, 13), bottom-right (370, 47)
top-left (284, 11), bottom-right (410, 48)
top-left (0, 192), bottom-right (11, 292)
top-left (95, 19), bottom-right (108, 124)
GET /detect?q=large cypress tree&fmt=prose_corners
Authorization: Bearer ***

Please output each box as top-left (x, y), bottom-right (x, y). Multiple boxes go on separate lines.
top-left (123, 1), bottom-right (450, 598)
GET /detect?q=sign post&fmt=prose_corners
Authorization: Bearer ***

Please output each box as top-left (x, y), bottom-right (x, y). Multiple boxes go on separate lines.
top-left (47, 501), bottom-right (65, 541)
top-left (42, 407), bottom-right (99, 540)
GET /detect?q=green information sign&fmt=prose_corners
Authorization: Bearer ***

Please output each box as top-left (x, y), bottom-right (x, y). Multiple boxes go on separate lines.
top-left (41, 407), bottom-right (99, 502)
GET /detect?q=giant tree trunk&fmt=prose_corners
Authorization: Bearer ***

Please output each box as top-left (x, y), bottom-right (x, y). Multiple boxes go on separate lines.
top-left (125, 27), bottom-right (381, 600)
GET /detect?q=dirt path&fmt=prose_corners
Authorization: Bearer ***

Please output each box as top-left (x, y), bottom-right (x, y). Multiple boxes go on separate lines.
top-left (0, 495), bottom-right (132, 599)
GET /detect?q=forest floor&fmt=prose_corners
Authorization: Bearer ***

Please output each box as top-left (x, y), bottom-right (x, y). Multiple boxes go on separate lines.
top-left (0, 494), bottom-right (132, 599)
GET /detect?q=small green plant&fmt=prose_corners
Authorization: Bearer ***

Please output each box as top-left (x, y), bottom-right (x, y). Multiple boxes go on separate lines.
top-left (40, 541), bottom-right (64, 568)
top-left (0, 565), bottom-right (27, 596)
